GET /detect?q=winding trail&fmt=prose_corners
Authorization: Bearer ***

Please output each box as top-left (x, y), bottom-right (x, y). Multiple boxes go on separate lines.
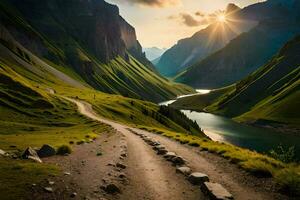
top-left (66, 98), bottom-right (204, 200)
top-left (46, 98), bottom-right (288, 200)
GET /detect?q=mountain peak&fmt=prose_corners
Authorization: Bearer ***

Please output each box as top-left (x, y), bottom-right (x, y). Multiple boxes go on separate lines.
top-left (226, 3), bottom-right (241, 14)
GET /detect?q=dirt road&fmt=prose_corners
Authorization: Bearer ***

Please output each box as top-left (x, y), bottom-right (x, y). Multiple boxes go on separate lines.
top-left (36, 99), bottom-right (288, 200)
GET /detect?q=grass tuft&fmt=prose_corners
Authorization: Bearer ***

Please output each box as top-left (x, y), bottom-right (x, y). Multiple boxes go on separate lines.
top-left (56, 145), bottom-right (72, 155)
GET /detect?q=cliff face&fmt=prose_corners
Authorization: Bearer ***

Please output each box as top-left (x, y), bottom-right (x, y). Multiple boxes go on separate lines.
top-left (9, 0), bottom-right (146, 64)
top-left (0, 0), bottom-right (193, 102)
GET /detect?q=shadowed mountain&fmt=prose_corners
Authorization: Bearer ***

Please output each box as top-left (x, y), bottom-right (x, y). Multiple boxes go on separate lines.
top-left (175, 0), bottom-right (300, 88)
top-left (0, 0), bottom-right (193, 103)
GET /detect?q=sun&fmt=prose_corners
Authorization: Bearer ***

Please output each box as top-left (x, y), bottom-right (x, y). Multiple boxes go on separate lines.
top-left (217, 14), bottom-right (227, 23)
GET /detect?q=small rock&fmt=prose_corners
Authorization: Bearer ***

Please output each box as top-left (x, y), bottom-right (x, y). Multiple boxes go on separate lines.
top-left (22, 147), bottom-right (42, 163)
top-left (188, 172), bottom-right (209, 185)
top-left (163, 152), bottom-right (177, 160)
top-left (157, 148), bottom-right (168, 155)
top-left (201, 182), bottom-right (233, 200)
top-left (64, 172), bottom-right (71, 176)
top-left (121, 153), bottom-right (127, 157)
top-left (37, 144), bottom-right (56, 158)
top-left (0, 149), bottom-right (6, 156)
top-left (153, 145), bottom-right (165, 151)
top-left (32, 183), bottom-right (37, 187)
top-left (176, 166), bottom-right (191, 176)
top-left (119, 173), bottom-right (126, 179)
top-left (48, 181), bottom-right (55, 185)
top-left (107, 163), bottom-right (115, 167)
top-left (171, 156), bottom-right (186, 165)
top-left (116, 162), bottom-right (126, 169)
top-left (44, 187), bottom-right (53, 193)
top-left (70, 192), bottom-right (77, 198)
top-left (102, 183), bottom-right (121, 194)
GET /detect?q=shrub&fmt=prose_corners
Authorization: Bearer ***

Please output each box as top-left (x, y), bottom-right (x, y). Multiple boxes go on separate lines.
top-left (189, 142), bottom-right (200, 147)
top-left (76, 140), bottom-right (85, 145)
top-left (275, 167), bottom-right (300, 196)
top-left (57, 145), bottom-right (72, 155)
top-left (269, 144), bottom-right (296, 163)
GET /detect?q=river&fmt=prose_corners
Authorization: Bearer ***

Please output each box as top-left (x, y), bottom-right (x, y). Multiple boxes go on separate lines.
top-left (160, 90), bottom-right (300, 158)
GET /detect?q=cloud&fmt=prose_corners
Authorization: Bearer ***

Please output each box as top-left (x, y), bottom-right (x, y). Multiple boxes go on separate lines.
top-left (195, 11), bottom-right (205, 17)
top-left (122, 0), bottom-right (181, 7)
top-left (180, 13), bottom-right (202, 27)
top-left (168, 12), bottom-right (209, 27)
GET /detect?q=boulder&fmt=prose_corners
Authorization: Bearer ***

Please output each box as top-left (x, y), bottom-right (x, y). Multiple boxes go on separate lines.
top-left (22, 147), bottom-right (42, 163)
top-left (188, 172), bottom-right (209, 185)
top-left (201, 182), bottom-right (233, 200)
top-left (38, 144), bottom-right (56, 158)
top-left (176, 166), bottom-right (192, 176)
top-left (171, 156), bottom-right (186, 165)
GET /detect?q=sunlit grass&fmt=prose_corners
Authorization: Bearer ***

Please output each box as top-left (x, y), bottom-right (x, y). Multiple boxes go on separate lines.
top-left (138, 125), bottom-right (300, 196)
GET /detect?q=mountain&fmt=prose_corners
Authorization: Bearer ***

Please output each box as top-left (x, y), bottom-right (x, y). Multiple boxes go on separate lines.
top-left (173, 36), bottom-right (300, 130)
top-left (175, 0), bottom-right (300, 88)
top-left (143, 47), bottom-right (166, 62)
top-left (0, 0), bottom-right (193, 103)
top-left (155, 3), bottom-right (257, 77)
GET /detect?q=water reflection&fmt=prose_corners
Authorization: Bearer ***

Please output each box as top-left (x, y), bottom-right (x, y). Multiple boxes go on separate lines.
top-left (159, 91), bottom-right (300, 158)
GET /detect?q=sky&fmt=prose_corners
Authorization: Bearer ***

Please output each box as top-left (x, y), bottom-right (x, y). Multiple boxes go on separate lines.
top-left (106, 0), bottom-right (264, 48)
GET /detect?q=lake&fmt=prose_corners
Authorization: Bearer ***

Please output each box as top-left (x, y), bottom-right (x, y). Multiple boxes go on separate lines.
top-left (160, 90), bottom-right (300, 158)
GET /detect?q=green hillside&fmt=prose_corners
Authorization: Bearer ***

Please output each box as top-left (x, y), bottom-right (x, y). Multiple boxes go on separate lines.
top-left (0, 0), bottom-right (193, 103)
top-left (174, 36), bottom-right (300, 130)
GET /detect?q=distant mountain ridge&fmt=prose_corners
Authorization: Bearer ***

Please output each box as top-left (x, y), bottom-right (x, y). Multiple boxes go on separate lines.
top-left (175, 0), bottom-right (300, 88)
top-left (143, 47), bottom-right (166, 62)
top-left (155, 3), bottom-right (257, 77)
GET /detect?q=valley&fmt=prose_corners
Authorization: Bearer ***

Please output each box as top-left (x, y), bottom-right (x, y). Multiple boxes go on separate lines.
top-left (0, 0), bottom-right (299, 199)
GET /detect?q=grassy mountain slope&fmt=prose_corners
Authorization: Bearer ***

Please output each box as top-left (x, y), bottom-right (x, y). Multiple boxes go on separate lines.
top-left (0, 0), bottom-right (193, 103)
top-left (176, 36), bottom-right (300, 130)
top-left (170, 85), bottom-right (234, 111)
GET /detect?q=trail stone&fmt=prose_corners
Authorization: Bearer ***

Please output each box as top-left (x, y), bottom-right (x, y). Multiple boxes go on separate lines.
top-left (102, 183), bottom-right (121, 194)
top-left (171, 156), bottom-right (186, 165)
top-left (116, 162), bottom-right (126, 169)
top-left (70, 192), bottom-right (77, 198)
top-left (164, 152), bottom-right (176, 160)
top-left (153, 145), bottom-right (165, 151)
top-left (188, 172), bottom-right (209, 185)
top-left (38, 144), bottom-right (56, 158)
top-left (44, 187), bottom-right (53, 193)
top-left (48, 181), bottom-right (55, 185)
top-left (176, 166), bottom-right (192, 175)
top-left (157, 148), bottom-right (168, 155)
top-left (202, 182), bottom-right (233, 200)
top-left (22, 147), bottom-right (42, 163)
